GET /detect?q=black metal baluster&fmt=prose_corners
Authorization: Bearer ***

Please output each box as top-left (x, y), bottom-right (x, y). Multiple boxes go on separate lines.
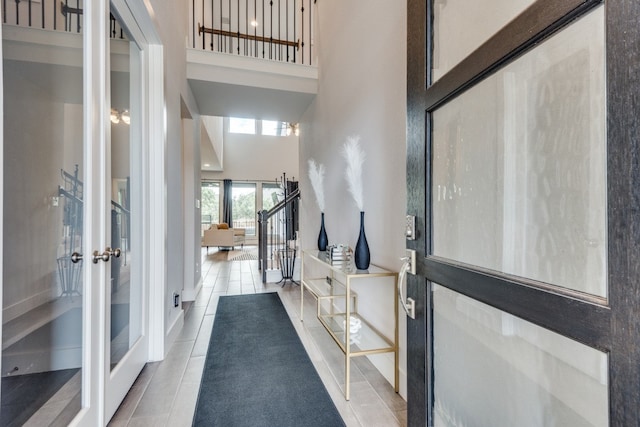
top-left (15, 0), bottom-right (19, 26)
top-left (53, 0), bottom-right (57, 30)
top-left (40, 0), bottom-right (44, 28)
top-left (192, 0), bottom-right (195, 48)
top-left (219, 0), bottom-right (223, 52)
top-left (278, 0), bottom-right (281, 61)
top-left (237, 0), bottom-right (240, 54)
top-left (310, 0), bottom-right (313, 65)
top-left (2, 0), bottom-right (6, 24)
top-left (245, 0), bottom-right (248, 56)
top-left (201, 0), bottom-right (205, 49)
top-left (254, 0), bottom-right (257, 57)
top-left (76, 0), bottom-right (79, 32)
top-left (301, 1), bottom-right (304, 64)
top-left (228, 0), bottom-right (231, 53)
top-left (210, 0), bottom-right (213, 50)
top-left (262, 0), bottom-right (265, 58)
top-left (292, 0), bottom-right (296, 63)
top-left (28, 0), bottom-right (31, 26)
top-left (269, 0), bottom-right (273, 59)
top-left (285, 0), bottom-right (289, 62)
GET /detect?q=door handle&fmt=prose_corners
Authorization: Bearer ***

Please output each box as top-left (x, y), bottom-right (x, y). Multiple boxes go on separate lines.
top-left (399, 250), bottom-right (416, 319)
top-left (109, 247), bottom-right (122, 258)
top-left (92, 247), bottom-right (122, 264)
top-left (70, 252), bottom-right (83, 263)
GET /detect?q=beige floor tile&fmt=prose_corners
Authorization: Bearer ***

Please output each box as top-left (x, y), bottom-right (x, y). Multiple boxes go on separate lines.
top-left (127, 415), bottom-right (169, 427)
top-left (191, 315), bottom-right (214, 357)
top-left (108, 247), bottom-right (406, 426)
top-left (166, 380), bottom-right (201, 427)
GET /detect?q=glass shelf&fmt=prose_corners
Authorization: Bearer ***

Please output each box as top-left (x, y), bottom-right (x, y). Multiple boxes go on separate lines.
top-left (304, 250), bottom-right (395, 277)
top-left (317, 308), bottom-right (395, 354)
top-left (300, 249), bottom-right (399, 400)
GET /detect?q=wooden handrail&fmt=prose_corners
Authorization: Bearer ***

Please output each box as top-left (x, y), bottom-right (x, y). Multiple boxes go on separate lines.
top-left (198, 24), bottom-right (299, 49)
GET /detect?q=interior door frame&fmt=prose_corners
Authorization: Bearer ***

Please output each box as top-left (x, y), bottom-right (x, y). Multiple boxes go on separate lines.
top-left (406, 0), bottom-right (640, 425)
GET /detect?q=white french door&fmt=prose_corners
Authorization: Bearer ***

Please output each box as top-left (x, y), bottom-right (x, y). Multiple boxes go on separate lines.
top-left (0, 0), bottom-right (156, 424)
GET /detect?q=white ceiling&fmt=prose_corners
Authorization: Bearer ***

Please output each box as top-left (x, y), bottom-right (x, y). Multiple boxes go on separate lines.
top-left (188, 79), bottom-right (316, 123)
top-left (186, 49), bottom-right (318, 123)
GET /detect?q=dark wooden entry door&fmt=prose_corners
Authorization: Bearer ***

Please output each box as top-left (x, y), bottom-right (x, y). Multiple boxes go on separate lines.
top-left (405, 0), bottom-right (640, 425)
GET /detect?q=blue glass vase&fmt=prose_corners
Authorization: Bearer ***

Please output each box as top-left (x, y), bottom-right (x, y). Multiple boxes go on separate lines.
top-left (354, 211), bottom-right (370, 270)
top-left (318, 212), bottom-right (328, 251)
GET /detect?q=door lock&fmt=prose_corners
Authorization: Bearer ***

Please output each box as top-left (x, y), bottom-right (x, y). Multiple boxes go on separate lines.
top-left (405, 215), bottom-right (416, 240)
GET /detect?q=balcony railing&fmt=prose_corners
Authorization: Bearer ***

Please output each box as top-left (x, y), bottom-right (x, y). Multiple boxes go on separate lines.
top-left (190, 0), bottom-right (315, 65)
top-left (2, 0), bottom-right (125, 37)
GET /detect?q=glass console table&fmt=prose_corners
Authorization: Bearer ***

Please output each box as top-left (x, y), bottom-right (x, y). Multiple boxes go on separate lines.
top-left (300, 249), bottom-right (399, 400)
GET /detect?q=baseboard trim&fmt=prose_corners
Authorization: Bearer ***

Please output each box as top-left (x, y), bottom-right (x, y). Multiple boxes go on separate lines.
top-left (368, 352), bottom-right (408, 400)
top-left (164, 310), bottom-right (184, 358)
top-left (182, 278), bottom-right (203, 301)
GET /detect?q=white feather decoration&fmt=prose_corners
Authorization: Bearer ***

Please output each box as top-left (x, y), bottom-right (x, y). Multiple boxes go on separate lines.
top-left (342, 136), bottom-right (365, 212)
top-left (308, 158), bottom-right (326, 212)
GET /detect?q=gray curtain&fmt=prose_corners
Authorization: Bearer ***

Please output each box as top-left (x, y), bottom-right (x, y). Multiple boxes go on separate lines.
top-left (285, 180), bottom-right (298, 241)
top-left (223, 179), bottom-right (233, 226)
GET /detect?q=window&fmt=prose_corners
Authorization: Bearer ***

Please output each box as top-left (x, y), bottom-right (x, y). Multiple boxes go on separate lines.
top-left (232, 183), bottom-right (257, 235)
top-left (201, 181), bottom-right (220, 234)
top-left (229, 117), bottom-right (256, 134)
top-left (262, 120), bottom-right (289, 136)
top-left (262, 183), bottom-right (282, 211)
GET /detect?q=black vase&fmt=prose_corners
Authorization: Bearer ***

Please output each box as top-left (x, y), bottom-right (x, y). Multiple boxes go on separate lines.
top-left (354, 211), bottom-right (370, 270)
top-left (318, 212), bottom-right (328, 251)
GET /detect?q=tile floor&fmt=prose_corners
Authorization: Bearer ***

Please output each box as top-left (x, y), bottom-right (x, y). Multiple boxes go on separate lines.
top-left (108, 248), bottom-right (407, 426)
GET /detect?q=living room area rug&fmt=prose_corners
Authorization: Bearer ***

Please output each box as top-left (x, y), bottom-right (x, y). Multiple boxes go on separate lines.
top-left (226, 247), bottom-right (258, 261)
top-left (192, 293), bottom-right (345, 426)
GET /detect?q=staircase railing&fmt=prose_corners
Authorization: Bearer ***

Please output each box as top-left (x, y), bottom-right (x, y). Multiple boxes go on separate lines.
top-left (258, 186), bottom-right (300, 283)
top-left (191, 0), bottom-right (315, 65)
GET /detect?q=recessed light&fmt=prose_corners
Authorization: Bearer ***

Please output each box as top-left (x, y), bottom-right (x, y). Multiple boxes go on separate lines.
top-left (250, 19), bottom-right (259, 27)
top-left (204, 163), bottom-right (211, 167)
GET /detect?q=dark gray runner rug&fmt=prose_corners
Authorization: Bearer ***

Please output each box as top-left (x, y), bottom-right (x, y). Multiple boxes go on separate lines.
top-left (192, 292), bottom-right (345, 427)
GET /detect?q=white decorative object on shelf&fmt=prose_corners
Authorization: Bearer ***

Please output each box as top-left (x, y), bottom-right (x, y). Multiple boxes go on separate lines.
top-left (343, 316), bottom-right (362, 334)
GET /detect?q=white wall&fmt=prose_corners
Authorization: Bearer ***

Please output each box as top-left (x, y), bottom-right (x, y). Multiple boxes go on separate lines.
top-left (147, 0), bottom-right (201, 349)
top-left (298, 0), bottom-right (408, 397)
top-left (201, 124), bottom-right (299, 182)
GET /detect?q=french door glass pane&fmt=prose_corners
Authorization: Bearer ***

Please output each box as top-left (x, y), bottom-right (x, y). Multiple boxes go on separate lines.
top-left (433, 284), bottom-right (608, 427)
top-left (201, 181), bottom-right (220, 234)
top-left (109, 15), bottom-right (142, 369)
top-left (432, 0), bottom-right (535, 81)
top-left (2, 19), bottom-right (84, 425)
top-left (431, 7), bottom-right (606, 297)
top-left (232, 183), bottom-right (256, 235)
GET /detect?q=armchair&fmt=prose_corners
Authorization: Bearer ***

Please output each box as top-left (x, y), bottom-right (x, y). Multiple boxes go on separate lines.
top-left (202, 224), bottom-right (245, 251)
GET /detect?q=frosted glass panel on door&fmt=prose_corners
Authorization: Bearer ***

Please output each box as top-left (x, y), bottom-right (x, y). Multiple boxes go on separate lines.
top-left (431, 7), bottom-right (606, 297)
top-left (432, 0), bottom-right (535, 81)
top-left (433, 285), bottom-right (608, 427)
